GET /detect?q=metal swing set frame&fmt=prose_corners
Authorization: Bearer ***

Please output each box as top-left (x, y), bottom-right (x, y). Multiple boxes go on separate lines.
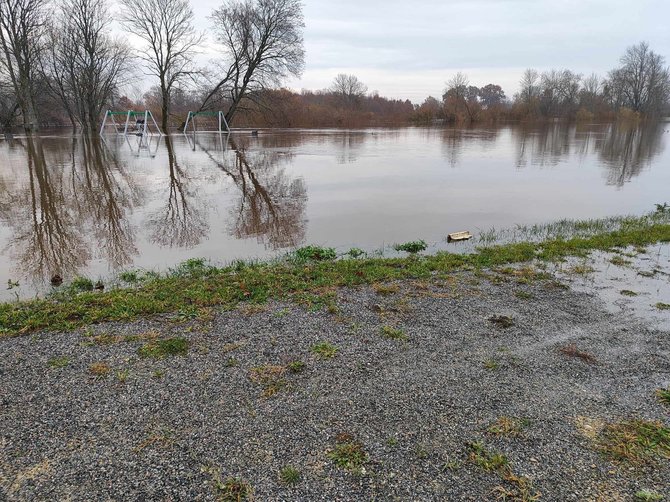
top-left (183, 110), bottom-right (230, 134)
top-left (99, 110), bottom-right (164, 137)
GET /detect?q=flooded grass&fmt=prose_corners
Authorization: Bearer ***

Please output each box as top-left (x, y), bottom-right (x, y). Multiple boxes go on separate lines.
top-left (1, 211), bottom-right (670, 337)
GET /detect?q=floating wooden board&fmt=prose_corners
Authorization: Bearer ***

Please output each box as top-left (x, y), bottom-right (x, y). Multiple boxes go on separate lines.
top-left (447, 231), bottom-right (473, 242)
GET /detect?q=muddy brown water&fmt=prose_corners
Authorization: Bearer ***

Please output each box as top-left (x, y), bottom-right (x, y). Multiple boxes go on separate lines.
top-left (0, 122), bottom-right (669, 300)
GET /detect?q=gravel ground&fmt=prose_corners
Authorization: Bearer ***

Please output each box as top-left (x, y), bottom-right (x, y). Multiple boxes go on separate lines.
top-left (1, 268), bottom-right (669, 501)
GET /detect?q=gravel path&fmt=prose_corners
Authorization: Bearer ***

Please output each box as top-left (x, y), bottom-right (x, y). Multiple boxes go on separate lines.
top-left (1, 269), bottom-right (669, 501)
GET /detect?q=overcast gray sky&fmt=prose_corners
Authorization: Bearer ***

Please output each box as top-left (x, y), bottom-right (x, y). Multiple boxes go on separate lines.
top-left (182, 0), bottom-right (669, 103)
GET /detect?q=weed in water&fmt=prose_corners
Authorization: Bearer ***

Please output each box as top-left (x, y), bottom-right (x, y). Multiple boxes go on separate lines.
top-left (89, 362), bottom-right (110, 377)
top-left (48, 356), bottom-right (70, 369)
top-left (597, 419), bottom-right (670, 464)
top-left (487, 417), bottom-right (530, 437)
top-left (294, 246), bottom-right (337, 262)
top-left (468, 441), bottom-right (508, 471)
top-left (656, 387), bottom-right (670, 407)
top-left (655, 302), bottom-right (670, 311)
top-left (635, 489), bottom-right (664, 501)
top-left (287, 360), bottom-right (306, 373)
top-left (279, 466), bottom-right (301, 486)
top-left (393, 240), bottom-right (427, 254)
top-left (249, 365), bottom-right (287, 397)
top-left (328, 433), bottom-right (368, 472)
top-left (620, 290), bottom-right (638, 297)
top-left (489, 315), bottom-right (514, 329)
top-left (311, 342), bottom-right (338, 359)
top-left (71, 277), bottom-right (94, 292)
top-left (559, 344), bottom-right (597, 364)
top-left (380, 325), bottom-right (408, 341)
top-left (347, 248), bottom-right (366, 258)
top-left (137, 337), bottom-right (189, 359)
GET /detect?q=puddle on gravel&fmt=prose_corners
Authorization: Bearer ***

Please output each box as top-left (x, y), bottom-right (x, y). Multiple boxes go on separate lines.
top-left (551, 243), bottom-right (670, 329)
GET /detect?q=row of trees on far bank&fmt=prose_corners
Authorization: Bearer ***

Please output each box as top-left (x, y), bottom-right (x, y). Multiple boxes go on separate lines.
top-left (0, 0), bottom-right (305, 132)
top-left (416, 42), bottom-right (670, 125)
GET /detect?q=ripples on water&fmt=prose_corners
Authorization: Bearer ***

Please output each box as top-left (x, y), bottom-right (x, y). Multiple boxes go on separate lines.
top-left (0, 122), bottom-right (668, 299)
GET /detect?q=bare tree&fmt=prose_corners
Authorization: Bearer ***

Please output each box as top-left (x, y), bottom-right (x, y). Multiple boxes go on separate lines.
top-left (610, 42), bottom-right (670, 114)
top-left (44, 0), bottom-right (131, 132)
top-left (120, 0), bottom-right (202, 131)
top-left (202, 0), bottom-right (305, 125)
top-left (519, 68), bottom-right (539, 104)
top-left (330, 73), bottom-right (367, 106)
top-left (0, 0), bottom-right (48, 131)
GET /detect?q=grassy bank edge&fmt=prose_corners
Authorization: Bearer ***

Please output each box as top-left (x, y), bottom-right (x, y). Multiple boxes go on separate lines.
top-left (2, 211), bottom-right (669, 337)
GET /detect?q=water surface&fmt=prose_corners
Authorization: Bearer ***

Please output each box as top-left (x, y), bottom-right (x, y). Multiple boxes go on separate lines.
top-left (0, 122), bottom-right (668, 300)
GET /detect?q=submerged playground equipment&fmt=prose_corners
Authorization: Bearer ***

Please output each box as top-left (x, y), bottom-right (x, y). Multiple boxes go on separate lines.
top-left (183, 111), bottom-right (230, 134)
top-left (99, 110), bottom-right (163, 136)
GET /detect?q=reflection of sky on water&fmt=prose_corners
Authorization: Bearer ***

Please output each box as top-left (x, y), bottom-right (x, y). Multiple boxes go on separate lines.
top-left (0, 122), bottom-right (668, 300)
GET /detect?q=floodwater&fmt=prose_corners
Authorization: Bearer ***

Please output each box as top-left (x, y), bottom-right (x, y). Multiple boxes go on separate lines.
top-left (0, 122), bottom-right (669, 301)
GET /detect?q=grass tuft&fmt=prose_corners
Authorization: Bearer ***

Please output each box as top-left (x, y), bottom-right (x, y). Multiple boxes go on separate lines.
top-left (620, 290), bottom-right (638, 297)
top-left (294, 246), bottom-right (337, 262)
top-left (380, 325), bottom-right (408, 341)
top-left (655, 302), bottom-right (670, 311)
top-left (327, 433), bottom-right (368, 472)
top-left (215, 477), bottom-right (252, 501)
top-left (597, 419), bottom-right (670, 464)
top-left (249, 365), bottom-right (287, 397)
top-left (635, 489), bottom-right (664, 501)
top-left (137, 337), bottom-right (189, 359)
top-left (393, 240), bottom-right (427, 254)
top-left (656, 387), bottom-right (670, 407)
top-left (89, 362), bottom-right (110, 377)
top-left (48, 356), bottom-right (70, 368)
top-left (468, 441), bottom-right (508, 471)
top-left (487, 417), bottom-right (530, 437)
top-left (311, 342), bottom-right (338, 359)
top-left (489, 315), bottom-right (514, 329)
top-left (279, 466), bottom-right (301, 486)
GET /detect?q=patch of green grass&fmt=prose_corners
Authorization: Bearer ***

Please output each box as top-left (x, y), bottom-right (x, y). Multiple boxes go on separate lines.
top-left (515, 291), bottom-right (533, 300)
top-left (386, 437), bottom-right (398, 447)
top-left (116, 369), bottom-right (130, 383)
top-left (655, 302), bottom-right (670, 311)
top-left (119, 270), bottom-right (140, 283)
top-left (138, 337), bottom-right (189, 359)
top-left (311, 342), bottom-right (338, 359)
top-left (393, 240), bottom-right (427, 254)
top-left (294, 245), bottom-right (337, 262)
top-left (225, 357), bottom-right (239, 367)
top-left (373, 283), bottom-right (400, 296)
top-left (656, 387), bottom-right (670, 407)
top-left (347, 248), bottom-right (366, 258)
top-left (620, 290), bottom-right (638, 297)
top-left (48, 356), bottom-right (70, 368)
top-left (327, 433), bottom-right (368, 472)
top-left (468, 441), bottom-right (509, 471)
top-left (597, 419), bottom-right (670, 464)
top-left (287, 360), bottom-right (306, 373)
top-left (71, 277), bottom-right (94, 292)
top-left (635, 489), bottom-right (664, 501)
top-left (2, 211), bottom-right (670, 337)
top-left (278, 466), bottom-right (301, 486)
top-left (380, 325), bottom-right (407, 341)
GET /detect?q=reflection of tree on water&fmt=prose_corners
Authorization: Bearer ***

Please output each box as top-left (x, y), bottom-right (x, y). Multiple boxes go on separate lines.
top-left (513, 124), bottom-right (572, 168)
top-left (512, 122), bottom-right (665, 184)
top-left (596, 122), bottom-right (665, 187)
top-left (195, 135), bottom-right (307, 249)
top-left (146, 136), bottom-right (209, 248)
top-left (0, 135), bottom-right (139, 288)
top-left (77, 137), bottom-right (140, 267)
